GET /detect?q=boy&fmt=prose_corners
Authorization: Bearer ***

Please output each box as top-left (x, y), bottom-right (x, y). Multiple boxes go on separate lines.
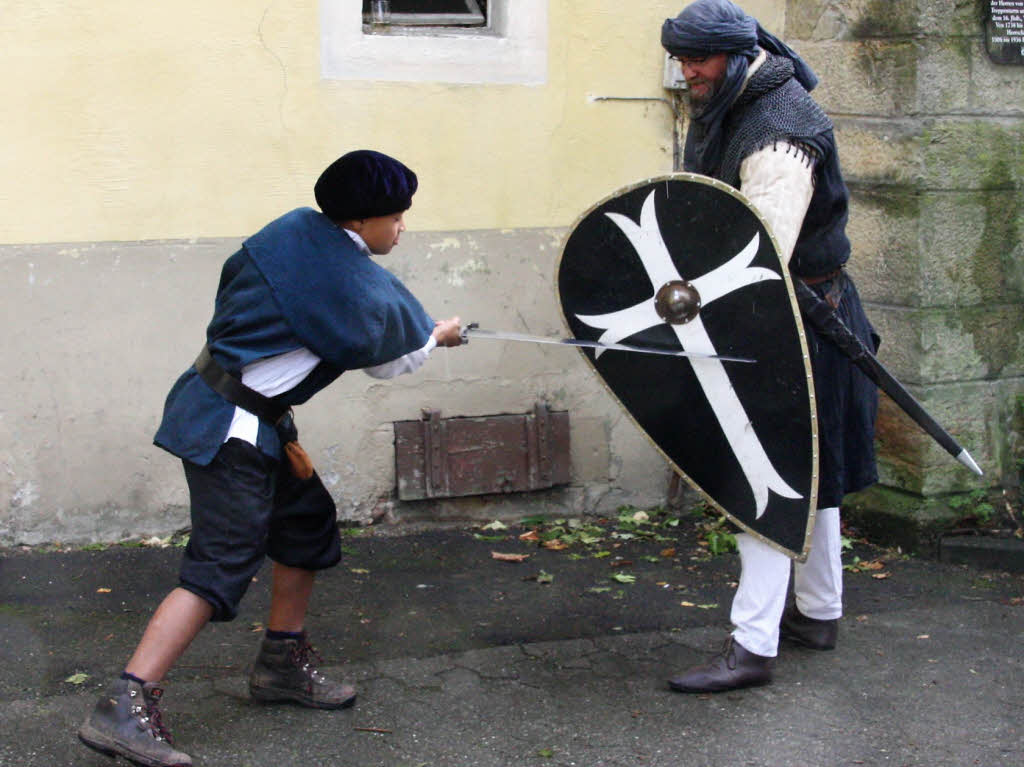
top-left (79, 150), bottom-right (464, 766)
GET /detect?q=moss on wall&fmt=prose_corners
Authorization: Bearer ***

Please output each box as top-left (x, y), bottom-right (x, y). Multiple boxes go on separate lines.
top-left (972, 163), bottom-right (1023, 305)
top-left (851, 0), bottom-right (918, 39)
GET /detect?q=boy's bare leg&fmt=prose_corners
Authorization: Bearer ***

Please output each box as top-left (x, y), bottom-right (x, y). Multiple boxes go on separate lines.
top-left (267, 562), bottom-right (315, 632)
top-left (125, 587), bottom-right (214, 682)
top-left (79, 587), bottom-right (211, 766)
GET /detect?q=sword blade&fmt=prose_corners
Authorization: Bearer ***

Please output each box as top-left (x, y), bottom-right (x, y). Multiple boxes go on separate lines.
top-left (462, 326), bottom-right (756, 363)
top-left (793, 280), bottom-right (983, 476)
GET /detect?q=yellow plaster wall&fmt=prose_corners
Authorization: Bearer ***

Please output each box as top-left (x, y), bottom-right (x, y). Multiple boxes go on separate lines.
top-left (0, 1), bottom-right (783, 244)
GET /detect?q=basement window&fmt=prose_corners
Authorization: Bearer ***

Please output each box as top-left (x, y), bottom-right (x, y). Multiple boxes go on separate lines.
top-left (361, 0), bottom-right (486, 28)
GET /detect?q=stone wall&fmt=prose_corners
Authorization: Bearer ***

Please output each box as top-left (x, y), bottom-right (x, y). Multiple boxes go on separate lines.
top-left (786, 0), bottom-right (1024, 546)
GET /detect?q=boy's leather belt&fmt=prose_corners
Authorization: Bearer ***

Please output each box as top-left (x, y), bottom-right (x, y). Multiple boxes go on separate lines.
top-left (193, 345), bottom-right (313, 479)
top-left (194, 345), bottom-right (289, 426)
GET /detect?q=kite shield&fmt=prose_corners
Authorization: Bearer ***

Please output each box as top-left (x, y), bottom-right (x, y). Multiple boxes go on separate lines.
top-left (556, 174), bottom-right (818, 559)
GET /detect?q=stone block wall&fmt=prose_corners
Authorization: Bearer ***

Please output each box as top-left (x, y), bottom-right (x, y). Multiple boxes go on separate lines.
top-left (786, 0), bottom-right (1023, 542)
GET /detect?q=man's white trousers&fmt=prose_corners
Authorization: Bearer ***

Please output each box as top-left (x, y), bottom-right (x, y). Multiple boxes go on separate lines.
top-left (730, 506), bottom-right (843, 657)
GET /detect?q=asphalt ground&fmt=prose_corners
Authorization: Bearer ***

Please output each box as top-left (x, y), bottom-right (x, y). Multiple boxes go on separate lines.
top-left (1, 512), bottom-right (1022, 767)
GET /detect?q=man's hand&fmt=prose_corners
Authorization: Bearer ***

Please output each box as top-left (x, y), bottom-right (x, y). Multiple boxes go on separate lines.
top-left (432, 317), bottom-right (463, 347)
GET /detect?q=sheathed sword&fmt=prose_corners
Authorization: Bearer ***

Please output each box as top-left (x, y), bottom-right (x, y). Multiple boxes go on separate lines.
top-left (460, 323), bottom-right (756, 363)
top-left (793, 279), bottom-right (983, 476)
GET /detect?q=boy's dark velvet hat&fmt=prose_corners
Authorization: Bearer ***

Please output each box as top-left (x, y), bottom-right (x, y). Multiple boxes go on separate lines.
top-left (314, 150), bottom-right (418, 221)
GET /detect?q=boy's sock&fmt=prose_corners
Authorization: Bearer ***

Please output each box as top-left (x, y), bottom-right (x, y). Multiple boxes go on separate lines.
top-left (266, 629), bottom-right (305, 641)
top-left (120, 671), bottom-right (148, 685)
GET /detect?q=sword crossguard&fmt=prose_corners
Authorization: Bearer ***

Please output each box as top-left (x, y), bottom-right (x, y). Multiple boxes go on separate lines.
top-left (460, 322), bottom-right (479, 344)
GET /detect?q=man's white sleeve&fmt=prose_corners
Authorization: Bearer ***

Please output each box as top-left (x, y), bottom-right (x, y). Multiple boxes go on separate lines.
top-left (739, 142), bottom-right (815, 264)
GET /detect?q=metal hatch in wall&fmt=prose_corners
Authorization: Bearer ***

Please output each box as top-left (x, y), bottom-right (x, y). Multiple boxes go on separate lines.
top-left (393, 402), bottom-right (571, 500)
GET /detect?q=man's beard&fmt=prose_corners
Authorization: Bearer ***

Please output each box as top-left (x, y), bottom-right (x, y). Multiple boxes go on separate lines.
top-left (686, 78), bottom-right (721, 116)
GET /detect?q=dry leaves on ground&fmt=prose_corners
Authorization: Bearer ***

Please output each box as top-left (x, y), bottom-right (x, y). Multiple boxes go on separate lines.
top-left (491, 551), bottom-right (530, 563)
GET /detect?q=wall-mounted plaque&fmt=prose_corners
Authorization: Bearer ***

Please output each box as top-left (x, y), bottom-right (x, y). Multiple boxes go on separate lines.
top-left (987, 1), bottom-right (1024, 65)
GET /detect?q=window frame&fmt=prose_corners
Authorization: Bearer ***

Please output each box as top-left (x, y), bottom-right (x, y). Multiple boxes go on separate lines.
top-left (321, 0), bottom-right (548, 85)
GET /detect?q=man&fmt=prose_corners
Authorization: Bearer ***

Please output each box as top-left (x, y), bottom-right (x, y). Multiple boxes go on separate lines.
top-left (661, 0), bottom-right (879, 693)
top-left (78, 150), bottom-right (464, 766)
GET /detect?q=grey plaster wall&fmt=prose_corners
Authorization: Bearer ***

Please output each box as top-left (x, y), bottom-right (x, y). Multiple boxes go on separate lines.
top-left (0, 229), bottom-right (667, 546)
top-left (787, 0), bottom-right (1023, 510)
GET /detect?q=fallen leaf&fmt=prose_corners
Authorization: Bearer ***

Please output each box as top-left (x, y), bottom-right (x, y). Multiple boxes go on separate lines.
top-left (609, 559), bottom-right (634, 568)
top-left (96, 588), bottom-right (112, 594)
top-left (537, 571), bottom-right (554, 584)
top-left (350, 568), bottom-right (370, 574)
top-left (542, 539), bottom-right (569, 551)
top-left (916, 634), bottom-right (930, 640)
top-left (64, 673), bottom-right (89, 685)
top-left (588, 586), bottom-right (612, 593)
top-left (861, 560), bottom-right (886, 571)
top-left (680, 601), bottom-right (696, 607)
top-left (519, 530), bottom-right (540, 542)
top-left (491, 551), bottom-right (530, 563)
top-left (481, 520), bottom-right (508, 531)
top-left (872, 572), bottom-right (891, 580)
top-left (611, 573), bottom-right (636, 584)
top-left (660, 548), bottom-right (677, 558)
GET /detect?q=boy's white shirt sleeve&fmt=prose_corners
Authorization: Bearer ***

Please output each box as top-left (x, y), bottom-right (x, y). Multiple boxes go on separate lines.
top-left (362, 336), bottom-right (437, 379)
top-left (738, 142), bottom-right (815, 265)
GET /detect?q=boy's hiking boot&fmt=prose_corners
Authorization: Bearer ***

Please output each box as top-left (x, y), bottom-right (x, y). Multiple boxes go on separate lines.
top-left (78, 678), bottom-right (192, 767)
top-left (249, 634), bottom-right (357, 709)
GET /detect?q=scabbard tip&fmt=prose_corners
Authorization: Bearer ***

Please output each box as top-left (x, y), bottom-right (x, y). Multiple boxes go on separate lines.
top-left (956, 449), bottom-right (983, 476)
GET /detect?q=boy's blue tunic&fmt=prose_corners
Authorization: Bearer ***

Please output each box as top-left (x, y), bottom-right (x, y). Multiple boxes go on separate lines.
top-left (154, 207), bottom-right (434, 466)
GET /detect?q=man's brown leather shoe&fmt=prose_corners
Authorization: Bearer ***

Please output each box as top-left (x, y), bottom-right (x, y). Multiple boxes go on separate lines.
top-left (779, 606), bottom-right (838, 650)
top-left (667, 637), bottom-right (773, 693)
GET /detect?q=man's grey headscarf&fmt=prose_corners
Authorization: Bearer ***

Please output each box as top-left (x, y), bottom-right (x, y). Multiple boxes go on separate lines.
top-left (661, 0), bottom-right (818, 174)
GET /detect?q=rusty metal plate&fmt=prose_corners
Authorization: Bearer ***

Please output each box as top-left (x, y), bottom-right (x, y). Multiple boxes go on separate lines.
top-left (394, 403), bottom-right (570, 500)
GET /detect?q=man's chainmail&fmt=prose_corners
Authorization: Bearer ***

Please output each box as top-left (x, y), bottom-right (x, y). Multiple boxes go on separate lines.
top-left (713, 54), bottom-right (833, 187)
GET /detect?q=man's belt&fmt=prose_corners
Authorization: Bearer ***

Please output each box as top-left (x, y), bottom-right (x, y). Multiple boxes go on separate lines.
top-left (797, 268), bottom-right (841, 285)
top-left (193, 345), bottom-right (314, 479)
top-left (797, 268), bottom-right (845, 309)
